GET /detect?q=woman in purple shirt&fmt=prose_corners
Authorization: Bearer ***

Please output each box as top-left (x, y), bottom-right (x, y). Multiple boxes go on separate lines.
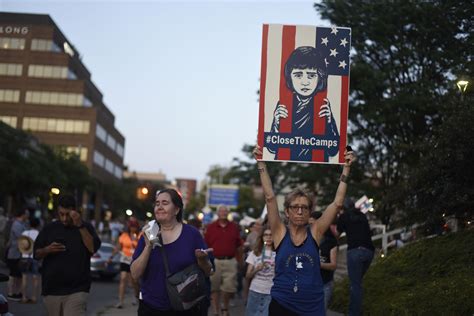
top-left (131, 189), bottom-right (213, 316)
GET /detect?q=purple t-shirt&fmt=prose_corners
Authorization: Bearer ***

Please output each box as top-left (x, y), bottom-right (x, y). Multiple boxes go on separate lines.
top-left (132, 224), bottom-right (206, 310)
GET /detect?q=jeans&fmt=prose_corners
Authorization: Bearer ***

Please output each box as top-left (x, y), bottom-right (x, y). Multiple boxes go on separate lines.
top-left (246, 290), bottom-right (271, 316)
top-left (347, 247), bottom-right (374, 316)
top-left (323, 281), bottom-right (333, 310)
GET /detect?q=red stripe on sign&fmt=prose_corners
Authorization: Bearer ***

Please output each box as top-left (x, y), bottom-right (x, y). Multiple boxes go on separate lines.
top-left (312, 90), bottom-right (327, 161)
top-left (339, 76), bottom-right (349, 163)
top-left (258, 24), bottom-right (269, 153)
top-left (277, 25), bottom-right (296, 160)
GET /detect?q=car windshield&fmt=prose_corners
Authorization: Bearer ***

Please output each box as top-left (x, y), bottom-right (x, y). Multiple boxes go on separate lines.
top-left (100, 245), bottom-right (114, 253)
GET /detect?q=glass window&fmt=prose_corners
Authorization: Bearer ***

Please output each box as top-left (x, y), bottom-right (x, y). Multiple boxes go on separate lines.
top-left (50, 92), bottom-right (59, 105)
top-left (0, 89), bottom-right (20, 102)
top-left (96, 124), bottom-right (107, 142)
top-left (114, 165), bottom-right (122, 179)
top-left (105, 159), bottom-right (114, 173)
top-left (58, 93), bottom-right (68, 105)
top-left (0, 37), bottom-right (25, 50)
top-left (0, 116), bottom-right (17, 128)
top-left (93, 150), bottom-right (105, 167)
top-left (0, 63), bottom-right (6, 74)
top-left (106, 135), bottom-right (116, 151)
top-left (37, 118), bottom-right (47, 130)
top-left (46, 119), bottom-right (56, 132)
top-left (25, 91), bottom-right (32, 103)
top-left (31, 91), bottom-right (41, 103)
top-left (64, 120), bottom-right (74, 133)
top-left (40, 92), bottom-right (49, 104)
top-left (116, 144), bottom-right (124, 158)
top-left (56, 119), bottom-right (65, 132)
top-left (43, 66), bottom-right (52, 78)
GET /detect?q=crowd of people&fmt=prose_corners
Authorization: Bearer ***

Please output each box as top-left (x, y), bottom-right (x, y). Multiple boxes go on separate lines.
top-left (0, 145), bottom-right (385, 316)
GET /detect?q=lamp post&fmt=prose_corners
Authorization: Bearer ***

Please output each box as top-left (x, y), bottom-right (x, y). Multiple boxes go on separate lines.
top-left (456, 80), bottom-right (469, 102)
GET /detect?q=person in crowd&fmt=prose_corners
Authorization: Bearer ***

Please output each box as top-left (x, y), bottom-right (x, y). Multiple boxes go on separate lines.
top-left (131, 189), bottom-right (213, 316)
top-left (109, 219), bottom-right (125, 243)
top-left (387, 234), bottom-right (405, 250)
top-left (311, 211), bottom-right (338, 311)
top-left (245, 220), bottom-right (263, 251)
top-left (205, 205), bottom-right (244, 316)
top-left (108, 219), bottom-right (140, 308)
top-left (20, 217), bottom-right (41, 304)
top-left (336, 198), bottom-right (375, 316)
top-left (253, 145), bottom-right (355, 315)
top-left (34, 194), bottom-right (101, 316)
top-left (6, 208), bottom-right (29, 301)
top-left (245, 226), bottom-right (276, 316)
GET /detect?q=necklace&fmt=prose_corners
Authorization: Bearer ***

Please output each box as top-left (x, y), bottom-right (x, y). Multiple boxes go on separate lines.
top-left (161, 222), bottom-right (179, 231)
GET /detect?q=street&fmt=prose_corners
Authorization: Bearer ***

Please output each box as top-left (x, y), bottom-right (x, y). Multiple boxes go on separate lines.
top-left (0, 262), bottom-right (121, 316)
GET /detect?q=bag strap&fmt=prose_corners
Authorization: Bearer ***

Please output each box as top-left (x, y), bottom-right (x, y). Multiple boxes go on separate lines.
top-left (157, 234), bottom-right (172, 277)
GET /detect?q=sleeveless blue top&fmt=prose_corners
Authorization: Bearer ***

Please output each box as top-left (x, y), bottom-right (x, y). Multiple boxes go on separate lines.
top-left (271, 226), bottom-right (325, 315)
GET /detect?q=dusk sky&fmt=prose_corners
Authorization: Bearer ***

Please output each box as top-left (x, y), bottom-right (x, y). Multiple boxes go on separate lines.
top-left (1, 0), bottom-right (330, 183)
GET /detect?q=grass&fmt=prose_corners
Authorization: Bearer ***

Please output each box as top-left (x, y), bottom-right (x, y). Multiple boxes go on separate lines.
top-left (330, 229), bottom-right (474, 315)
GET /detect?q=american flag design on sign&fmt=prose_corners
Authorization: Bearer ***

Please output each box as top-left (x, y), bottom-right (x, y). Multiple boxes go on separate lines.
top-left (257, 24), bottom-right (351, 164)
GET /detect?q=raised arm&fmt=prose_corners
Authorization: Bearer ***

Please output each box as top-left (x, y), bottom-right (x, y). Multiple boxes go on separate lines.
top-left (312, 149), bottom-right (356, 243)
top-left (253, 145), bottom-right (286, 247)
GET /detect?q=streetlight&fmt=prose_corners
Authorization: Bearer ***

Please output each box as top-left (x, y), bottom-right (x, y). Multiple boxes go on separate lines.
top-left (50, 188), bottom-right (60, 195)
top-left (125, 209), bottom-right (133, 216)
top-left (457, 80), bottom-right (469, 93)
top-left (457, 80), bottom-right (469, 102)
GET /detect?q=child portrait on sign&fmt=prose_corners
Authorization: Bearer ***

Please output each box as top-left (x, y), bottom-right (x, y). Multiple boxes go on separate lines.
top-left (266, 46), bottom-right (340, 162)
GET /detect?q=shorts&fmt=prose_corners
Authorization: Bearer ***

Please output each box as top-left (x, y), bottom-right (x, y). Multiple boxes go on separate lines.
top-left (120, 262), bottom-right (131, 272)
top-left (210, 258), bottom-right (238, 293)
top-left (6, 258), bottom-right (21, 278)
top-left (19, 258), bottom-right (40, 275)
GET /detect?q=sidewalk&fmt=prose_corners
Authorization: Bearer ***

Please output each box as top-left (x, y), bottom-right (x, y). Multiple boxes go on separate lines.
top-left (99, 295), bottom-right (344, 316)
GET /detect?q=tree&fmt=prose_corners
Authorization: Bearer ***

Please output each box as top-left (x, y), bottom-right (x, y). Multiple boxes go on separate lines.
top-left (314, 0), bottom-right (473, 225)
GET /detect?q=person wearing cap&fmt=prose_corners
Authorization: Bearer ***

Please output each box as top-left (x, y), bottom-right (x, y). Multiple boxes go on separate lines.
top-left (107, 219), bottom-right (140, 308)
top-left (34, 194), bottom-right (101, 316)
top-left (19, 217), bottom-right (41, 304)
top-left (336, 198), bottom-right (374, 316)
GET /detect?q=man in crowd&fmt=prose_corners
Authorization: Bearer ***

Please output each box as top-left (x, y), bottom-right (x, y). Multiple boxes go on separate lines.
top-left (6, 208), bottom-right (29, 301)
top-left (205, 205), bottom-right (244, 316)
top-left (34, 194), bottom-right (101, 316)
top-left (336, 198), bottom-right (374, 316)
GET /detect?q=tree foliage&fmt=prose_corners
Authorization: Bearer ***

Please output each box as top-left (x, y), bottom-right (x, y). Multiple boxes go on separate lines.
top-left (314, 0), bottom-right (473, 225)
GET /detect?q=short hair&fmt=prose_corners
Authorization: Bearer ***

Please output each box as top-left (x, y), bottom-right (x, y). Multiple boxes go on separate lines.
top-left (284, 46), bottom-right (327, 95)
top-left (156, 189), bottom-right (184, 222)
top-left (284, 188), bottom-right (314, 212)
top-left (216, 204), bottom-right (229, 212)
top-left (58, 194), bottom-right (76, 210)
top-left (29, 217), bottom-right (40, 228)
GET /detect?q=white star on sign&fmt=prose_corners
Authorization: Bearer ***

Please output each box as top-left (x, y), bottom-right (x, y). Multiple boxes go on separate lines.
top-left (321, 37), bottom-right (329, 46)
top-left (329, 48), bottom-right (338, 57)
top-left (340, 38), bottom-right (348, 47)
top-left (331, 26), bottom-right (339, 35)
top-left (338, 60), bottom-right (347, 69)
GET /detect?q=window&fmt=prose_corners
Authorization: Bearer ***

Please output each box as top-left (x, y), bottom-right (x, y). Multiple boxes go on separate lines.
top-left (114, 165), bottom-right (123, 179)
top-left (0, 63), bottom-right (22, 76)
top-left (93, 150), bottom-right (105, 167)
top-left (116, 143), bottom-right (124, 158)
top-left (0, 89), bottom-right (20, 102)
top-left (65, 146), bottom-right (88, 162)
top-left (31, 39), bottom-right (61, 52)
top-left (25, 91), bottom-right (88, 107)
top-left (0, 116), bottom-right (17, 128)
top-left (0, 37), bottom-right (25, 50)
top-left (106, 135), bottom-right (116, 151)
top-left (105, 159), bottom-right (114, 173)
top-left (28, 64), bottom-right (69, 79)
top-left (22, 117), bottom-right (90, 134)
top-left (95, 124), bottom-right (106, 142)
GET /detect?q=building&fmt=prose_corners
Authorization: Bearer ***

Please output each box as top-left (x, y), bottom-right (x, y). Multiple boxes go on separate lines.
top-left (0, 12), bottom-right (124, 184)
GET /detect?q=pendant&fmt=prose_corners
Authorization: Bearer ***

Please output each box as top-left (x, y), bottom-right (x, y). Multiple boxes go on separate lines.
top-left (293, 285), bottom-right (298, 293)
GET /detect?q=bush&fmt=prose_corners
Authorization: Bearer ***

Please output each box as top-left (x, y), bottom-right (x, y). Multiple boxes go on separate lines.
top-left (330, 229), bottom-right (474, 314)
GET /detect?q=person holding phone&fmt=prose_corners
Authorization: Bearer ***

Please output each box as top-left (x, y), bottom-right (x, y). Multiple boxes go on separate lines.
top-left (34, 194), bottom-right (101, 316)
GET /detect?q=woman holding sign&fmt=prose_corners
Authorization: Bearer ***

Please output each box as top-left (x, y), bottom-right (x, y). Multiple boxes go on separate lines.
top-left (253, 145), bottom-right (355, 315)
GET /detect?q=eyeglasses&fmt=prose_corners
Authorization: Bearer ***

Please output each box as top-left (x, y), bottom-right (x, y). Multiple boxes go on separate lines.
top-left (288, 205), bottom-right (310, 213)
top-left (263, 233), bottom-right (272, 236)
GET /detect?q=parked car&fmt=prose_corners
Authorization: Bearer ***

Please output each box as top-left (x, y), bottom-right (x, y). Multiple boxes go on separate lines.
top-left (90, 242), bottom-right (120, 280)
